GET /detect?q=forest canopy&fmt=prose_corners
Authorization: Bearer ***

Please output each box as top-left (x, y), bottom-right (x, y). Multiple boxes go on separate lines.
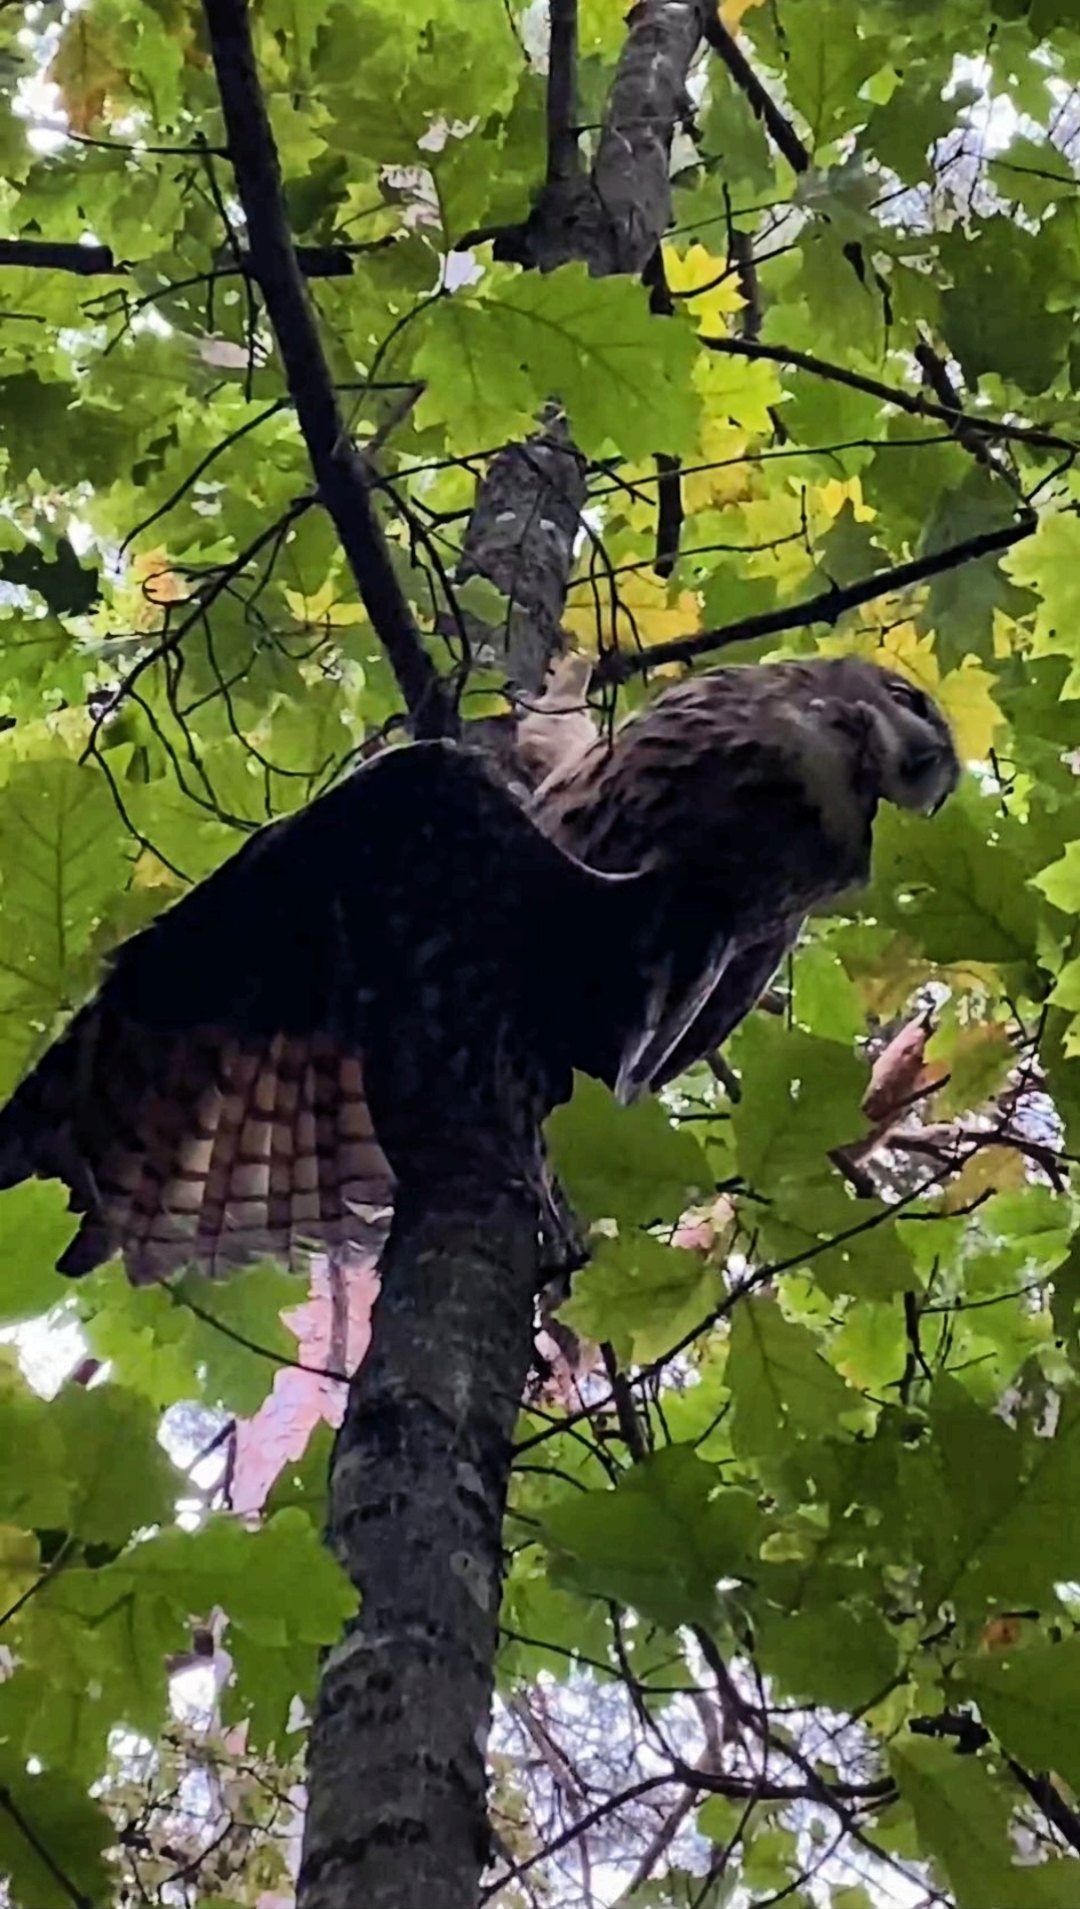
top-left (4, 0), bottom-right (1080, 1905)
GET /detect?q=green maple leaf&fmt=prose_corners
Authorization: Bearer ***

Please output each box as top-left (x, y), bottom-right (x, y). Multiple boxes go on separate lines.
top-left (546, 1074), bottom-right (710, 1228)
top-left (559, 1232), bottom-right (722, 1365)
top-left (0, 1181), bottom-right (80, 1324)
top-left (542, 1445), bottom-right (762, 1628)
top-left (864, 785), bottom-right (1043, 975)
top-left (728, 1298), bottom-right (864, 1464)
top-left (957, 1638), bottom-right (1080, 1792)
top-left (0, 753), bottom-right (131, 1096)
top-left (730, 1018), bottom-right (867, 1193)
top-left (414, 263), bottom-right (700, 458)
top-left (50, 1384), bottom-right (179, 1546)
top-left (940, 219), bottom-right (1072, 394)
top-left (892, 1735), bottom-right (1080, 1908)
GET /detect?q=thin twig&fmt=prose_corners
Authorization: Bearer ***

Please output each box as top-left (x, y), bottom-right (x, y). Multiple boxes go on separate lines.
top-left (596, 512), bottom-right (1036, 681)
top-left (700, 335), bottom-right (1080, 455)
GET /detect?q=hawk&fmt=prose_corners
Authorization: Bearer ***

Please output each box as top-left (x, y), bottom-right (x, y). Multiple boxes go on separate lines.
top-left (0, 656), bottom-right (958, 1283)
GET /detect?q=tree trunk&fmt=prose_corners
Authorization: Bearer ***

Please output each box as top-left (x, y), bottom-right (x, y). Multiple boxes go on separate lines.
top-left (298, 1171), bottom-right (542, 1909)
top-left (295, 6), bottom-right (714, 1906)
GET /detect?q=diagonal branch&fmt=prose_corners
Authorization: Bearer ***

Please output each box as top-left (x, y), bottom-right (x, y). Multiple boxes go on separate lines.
top-left (201, 0), bottom-right (455, 739)
top-left (595, 512), bottom-right (1036, 682)
top-left (702, 13), bottom-right (810, 176)
top-left (702, 13), bottom-right (1035, 493)
top-left (701, 335), bottom-right (1079, 457)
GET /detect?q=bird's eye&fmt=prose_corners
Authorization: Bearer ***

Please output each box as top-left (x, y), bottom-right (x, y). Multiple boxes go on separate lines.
top-left (887, 679), bottom-right (931, 720)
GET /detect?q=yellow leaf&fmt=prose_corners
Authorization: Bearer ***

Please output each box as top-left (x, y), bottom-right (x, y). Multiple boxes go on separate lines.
top-left (934, 658), bottom-right (1003, 761)
top-left (845, 930), bottom-right (998, 1020)
top-left (925, 1020), bottom-right (1013, 1118)
top-left (0, 1525), bottom-right (39, 1610)
top-left (0, 707), bottom-right (93, 766)
top-left (721, 0), bottom-right (765, 22)
top-left (877, 621), bottom-right (941, 689)
top-left (992, 608), bottom-right (1027, 661)
top-left (46, 15), bottom-right (129, 134)
top-left (661, 242), bottom-right (745, 333)
top-left (816, 477), bottom-right (875, 523)
top-left (130, 547), bottom-right (188, 606)
top-left (734, 494), bottom-right (816, 589)
top-left (132, 849), bottom-right (186, 894)
top-left (682, 418), bottom-right (754, 514)
top-left (695, 348), bottom-right (780, 435)
top-left (283, 577), bottom-right (366, 626)
top-left (942, 1145), bottom-right (1025, 1212)
top-left (563, 566), bottom-right (700, 653)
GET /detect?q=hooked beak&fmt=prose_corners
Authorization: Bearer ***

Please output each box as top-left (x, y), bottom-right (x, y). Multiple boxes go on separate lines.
top-left (898, 741), bottom-right (960, 816)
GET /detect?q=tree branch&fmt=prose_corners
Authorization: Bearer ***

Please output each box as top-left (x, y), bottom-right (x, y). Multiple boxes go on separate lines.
top-left (299, 1180), bottom-right (545, 1909)
top-left (702, 13), bottom-right (810, 175)
top-left (546, 0), bottom-right (581, 185)
top-left (0, 237), bottom-right (120, 275)
top-left (201, 0), bottom-right (455, 738)
top-left (701, 335), bottom-right (1079, 456)
top-left (495, 0), bottom-right (713, 276)
top-left (0, 234), bottom-right (363, 278)
top-left (595, 512), bottom-right (1036, 682)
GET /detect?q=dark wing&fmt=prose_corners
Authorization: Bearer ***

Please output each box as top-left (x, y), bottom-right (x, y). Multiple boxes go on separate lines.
top-left (645, 921), bottom-right (800, 1093)
top-left (613, 901), bottom-right (736, 1104)
top-left (0, 743), bottom-right (648, 1283)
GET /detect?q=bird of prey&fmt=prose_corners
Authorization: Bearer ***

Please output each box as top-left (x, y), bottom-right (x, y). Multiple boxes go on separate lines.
top-left (533, 654), bottom-right (959, 1096)
top-left (0, 655), bottom-right (958, 1283)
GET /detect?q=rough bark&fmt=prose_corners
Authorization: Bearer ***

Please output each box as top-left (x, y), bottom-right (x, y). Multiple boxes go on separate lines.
top-left (459, 0), bottom-right (712, 708)
top-left (495, 0), bottom-right (710, 278)
top-left (457, 417), bottom-right (588, 696)
top-left (298, 1174), bottom-right (542, 1909)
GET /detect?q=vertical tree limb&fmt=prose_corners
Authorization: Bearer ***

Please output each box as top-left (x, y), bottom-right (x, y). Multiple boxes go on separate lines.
top-left (299, 1177), bottom-right (543, 1909)
top-left (462, 0), bottom-right (714, 707)
top-left (547, 0), bottom-right (582, 186)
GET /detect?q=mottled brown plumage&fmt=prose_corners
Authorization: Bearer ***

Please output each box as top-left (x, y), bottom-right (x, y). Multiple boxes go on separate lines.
top-left (0, 656), bottom-right (958, 1283)
top-left (534, 655), bottom-right (959, 1096)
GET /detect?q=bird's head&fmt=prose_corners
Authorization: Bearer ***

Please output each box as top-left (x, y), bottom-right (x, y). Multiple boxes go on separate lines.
top-left (810, 657), bottom-right (961, 816)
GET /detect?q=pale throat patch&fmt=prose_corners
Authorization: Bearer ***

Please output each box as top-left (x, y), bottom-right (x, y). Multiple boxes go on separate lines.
top-left (773, 703), bottom-right (870, 859)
